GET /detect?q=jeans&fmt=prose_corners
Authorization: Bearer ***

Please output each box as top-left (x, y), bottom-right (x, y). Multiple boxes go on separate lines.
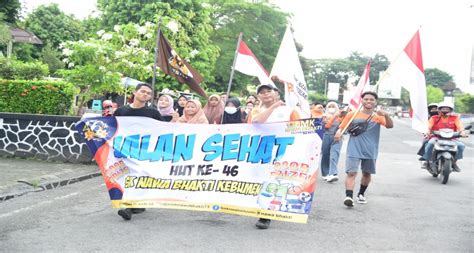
top-left (320, 134), bottom-right (342, 176)
top-left (422, 137), bottom-right (465, 161)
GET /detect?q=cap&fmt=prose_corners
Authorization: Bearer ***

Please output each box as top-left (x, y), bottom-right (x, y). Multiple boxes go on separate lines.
top-left (256, 84), bottom-right (277, 94)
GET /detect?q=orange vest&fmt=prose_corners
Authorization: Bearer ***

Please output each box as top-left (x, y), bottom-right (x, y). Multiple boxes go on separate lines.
top-left (430, 115), bottom-right (458, 131)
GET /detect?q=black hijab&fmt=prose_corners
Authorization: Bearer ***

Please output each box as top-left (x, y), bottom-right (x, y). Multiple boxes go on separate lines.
top-left (174, 95), bottom-right (187, 117)
top-left (222, 98), bottom-right (243, 124)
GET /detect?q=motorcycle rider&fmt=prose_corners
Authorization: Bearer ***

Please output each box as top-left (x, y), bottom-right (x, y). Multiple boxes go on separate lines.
top-left (421, 102), bottom-right (467, 172)
top-left (417, 103), bottom-right (439, 159)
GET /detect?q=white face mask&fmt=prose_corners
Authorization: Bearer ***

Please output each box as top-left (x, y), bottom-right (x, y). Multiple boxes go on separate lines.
top-left (327, 108), bottom-right (337, 114)
top-left (225, 107), bottom-right (238, 114)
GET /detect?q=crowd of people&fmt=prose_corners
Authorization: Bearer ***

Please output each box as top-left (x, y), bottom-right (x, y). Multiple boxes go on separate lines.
top-left (103, 82), bottom-right (467, 230)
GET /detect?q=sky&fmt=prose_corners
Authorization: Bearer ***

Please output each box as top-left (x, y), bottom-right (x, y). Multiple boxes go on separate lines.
top-left (21, 0), bottom-right (474, 93)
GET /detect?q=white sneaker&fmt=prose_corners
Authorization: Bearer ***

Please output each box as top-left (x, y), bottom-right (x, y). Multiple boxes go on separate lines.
top-left (344, 197), bottom-right (354, 207)
top-left (357, 194), bottom-right (367, 204)
top-left (322, 176), bottom-right (328, 181)
top-left (327, 175), bottom-right (339, 183)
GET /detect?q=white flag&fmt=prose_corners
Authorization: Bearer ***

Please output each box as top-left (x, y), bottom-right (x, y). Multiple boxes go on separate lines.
top-left (349, 62), bottom-right (371, 110)
top-left (234, 40), bottom-right (273, 85)
top-left (270, 26), bottom-right (311, 118)
top-left (377, 30), bottom-right (428, 133)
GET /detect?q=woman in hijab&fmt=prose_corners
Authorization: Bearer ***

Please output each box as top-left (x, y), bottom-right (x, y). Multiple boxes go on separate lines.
top-left (156, 94), bottom-right (175, 122)
top-left (174, 95), bottom-right (188, 117)
top-left (320, 101), bottom-right (346, 183)
top-left (172, 99), bottom-right (209, 124)
top-left (203, 94), bottom-right (224, 124)
top-left (222, 97), bottom-right (243, 124)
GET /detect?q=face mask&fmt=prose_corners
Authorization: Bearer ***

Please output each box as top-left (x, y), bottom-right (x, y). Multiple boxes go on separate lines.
top-left (225, 107), bottom-right (238, 114)
top-left (429, 111), bottom-right (438, 117)
top-left (327, 108), bottom-right (337, 114)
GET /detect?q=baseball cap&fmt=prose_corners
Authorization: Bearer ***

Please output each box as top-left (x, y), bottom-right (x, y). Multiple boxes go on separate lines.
top-left (256, 83), bottom-right (277, 94)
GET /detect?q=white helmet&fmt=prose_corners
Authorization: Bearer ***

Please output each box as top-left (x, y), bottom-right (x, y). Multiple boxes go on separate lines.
top-left (437, 102), bottom-right (454, 110)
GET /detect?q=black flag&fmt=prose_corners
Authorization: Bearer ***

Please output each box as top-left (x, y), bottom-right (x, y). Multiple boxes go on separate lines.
top-left (156, 31), bottom-right (206, 98)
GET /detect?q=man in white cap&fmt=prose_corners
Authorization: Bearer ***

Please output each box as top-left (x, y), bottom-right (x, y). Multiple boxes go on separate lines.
top-left (248, 83), bottom-right (300, 229)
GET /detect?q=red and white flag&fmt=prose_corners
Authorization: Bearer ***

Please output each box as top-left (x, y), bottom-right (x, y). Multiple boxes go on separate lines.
top-left (377, 30), bottom-right (428, 133)
top-left (270, 26), bottom-right (311, 118)
top-left (234, 40), bottom-right (273, 85)
top-left (349, 62), bottom-right (371, 110)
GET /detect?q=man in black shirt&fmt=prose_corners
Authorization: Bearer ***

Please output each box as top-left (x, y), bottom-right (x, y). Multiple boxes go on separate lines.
top-left (113, 83), bottom-right (162, 220)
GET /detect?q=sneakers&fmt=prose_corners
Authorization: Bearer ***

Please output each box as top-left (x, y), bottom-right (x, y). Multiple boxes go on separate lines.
top-left (357, 194), bottom-right (367, 204)
top-left (118, 208), bottom-right (132, 220)
top-left (326, 175), bottom-right (339, 183)
top-left (130, 208), bottom-right (146, 214)
top-left (343, 197), bottom-right (354, 207)
top-left (255, 218), bottom-right (271, 229)
top-left (322, 176), bottom-right (328, 181)
top-left (421, 161), bottom-right (428, 169)
top-left (452, 163), bottom-right (461, 172)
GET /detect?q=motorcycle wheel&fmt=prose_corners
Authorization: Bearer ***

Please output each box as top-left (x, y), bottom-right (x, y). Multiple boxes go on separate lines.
top-left (441, 159), bottom-right (451, 184)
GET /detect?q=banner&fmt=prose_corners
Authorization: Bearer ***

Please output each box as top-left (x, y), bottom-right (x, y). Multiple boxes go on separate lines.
top-left (377, 71), bottom-right (401, 99)
top-left (327, 82), bottom-right (340, 100)
top-left (77, 117), bottom-right (323, 223)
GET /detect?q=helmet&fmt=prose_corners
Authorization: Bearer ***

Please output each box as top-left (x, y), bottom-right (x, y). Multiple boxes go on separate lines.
top-left (437, 102), bottom-right (454, 110)
top-left (427, 103), bottom-right (438, 109)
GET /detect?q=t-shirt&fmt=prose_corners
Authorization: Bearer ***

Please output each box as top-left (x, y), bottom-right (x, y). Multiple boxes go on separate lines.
top-left (248, 105), bottom-right (300, 123)
top-left (338, 111), bottom-right (386, 159)
top-left (324, 114), bottom-right (344, 135)
top-left (113, 105), bottom-right (162, 121)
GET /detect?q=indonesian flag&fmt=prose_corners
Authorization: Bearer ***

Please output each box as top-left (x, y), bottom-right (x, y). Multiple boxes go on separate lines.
top-left (270, 26), bottom-right (311, 118)
top-left (234, 39), bottom-right (273, 85)
top-left (349, 62), bottom-right (371, 110)
top-left (377, 30), bottom-right (428, 133)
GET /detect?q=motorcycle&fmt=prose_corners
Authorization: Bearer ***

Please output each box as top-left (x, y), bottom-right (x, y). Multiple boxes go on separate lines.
top-left (426, 126), bottom-right (471, 184)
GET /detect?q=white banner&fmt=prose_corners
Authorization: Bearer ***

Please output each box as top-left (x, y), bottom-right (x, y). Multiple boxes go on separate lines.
top-left (77, 117), bottom-right (324, 223)
top-left (377, 71), bottom-right (402, 99)
top-left (327, 82), bottom-right (340, 100)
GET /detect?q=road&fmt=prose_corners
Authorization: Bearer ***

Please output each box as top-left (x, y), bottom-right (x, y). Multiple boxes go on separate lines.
top-left (1, 118), bottom-right (473, 252)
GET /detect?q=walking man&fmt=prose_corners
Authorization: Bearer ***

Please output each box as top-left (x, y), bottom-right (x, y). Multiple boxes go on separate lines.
top-left (113, 83), bottom-right (162, 220)
top-left (334, 91), bottom-right (393, 207)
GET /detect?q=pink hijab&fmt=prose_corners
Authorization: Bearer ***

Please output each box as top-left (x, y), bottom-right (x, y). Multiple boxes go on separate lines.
top-left (157, 95), bottom-right (175, 116)
top-left (177, 100), bottom-right (209, 124)
top-left (203, 94), bottom-right (224, 124)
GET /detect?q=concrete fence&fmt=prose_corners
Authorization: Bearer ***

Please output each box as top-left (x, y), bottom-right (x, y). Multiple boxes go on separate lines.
top-left (0, 113), bottom-right (92, 163)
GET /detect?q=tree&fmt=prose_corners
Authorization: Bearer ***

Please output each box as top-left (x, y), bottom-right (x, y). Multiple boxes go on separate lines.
top-left (454, 93), bottom-right (474, 113)
top-left (24, 4), bottom-right (85, 49)
top-left (96, 0), bottom-right (219, 91)
top-left (0, 0), bottom-right (21, 24)
top-left (425, 68), bottom-right (454, 91)
top-left (208, 0), bottom-right (288, 94)
top-left (426, 85), bottom-right (444, 104)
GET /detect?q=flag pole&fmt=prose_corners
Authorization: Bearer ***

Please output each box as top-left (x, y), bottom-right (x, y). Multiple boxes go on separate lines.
top-left (221, 32), bottom-right (243, 123)
top-left (151, 18), bottom-right (163, 106)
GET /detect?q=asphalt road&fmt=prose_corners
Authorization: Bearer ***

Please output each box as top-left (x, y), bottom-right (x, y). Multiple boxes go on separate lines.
top-left (1, 118), bottom-right (473, 252)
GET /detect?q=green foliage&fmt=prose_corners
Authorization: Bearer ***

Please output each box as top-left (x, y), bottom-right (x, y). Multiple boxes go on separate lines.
top-left (308, 91), bottom-right (327, 104)
top-left (454, 93), bottom-right (474, 113)
top-left (0, 57), bottom-right (49, 80)
top-left (0, 22), bottom-right (10, 45)
top-left (0, 79), bottom-right (75, 115)
top-left (0, 0), bottom-right (21, 24)
top-left (426, 85), bottom-right (444, 104)
top-left (40, 45), bottom-right (64, 75)
top-left (24, 3), bottom-right (85, 48)
top-left (96, 0), bottom-right (219, 90)
top-left (425, 68), bottom-right (454, 91)
top-left (209, 0), bottom-right (288, 93)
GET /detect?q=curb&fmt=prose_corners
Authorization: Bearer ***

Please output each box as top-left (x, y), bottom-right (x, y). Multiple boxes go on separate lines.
top-left (0, 171), bottom-right (101, 202)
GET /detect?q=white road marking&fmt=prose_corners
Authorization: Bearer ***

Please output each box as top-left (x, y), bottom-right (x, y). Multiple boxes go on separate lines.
top-left (0, 183), bottom-right (105, 219)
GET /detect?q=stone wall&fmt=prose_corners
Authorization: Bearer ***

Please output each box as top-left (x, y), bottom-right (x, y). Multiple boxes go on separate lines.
top-left (0, 113), bottom-right (91, 163)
